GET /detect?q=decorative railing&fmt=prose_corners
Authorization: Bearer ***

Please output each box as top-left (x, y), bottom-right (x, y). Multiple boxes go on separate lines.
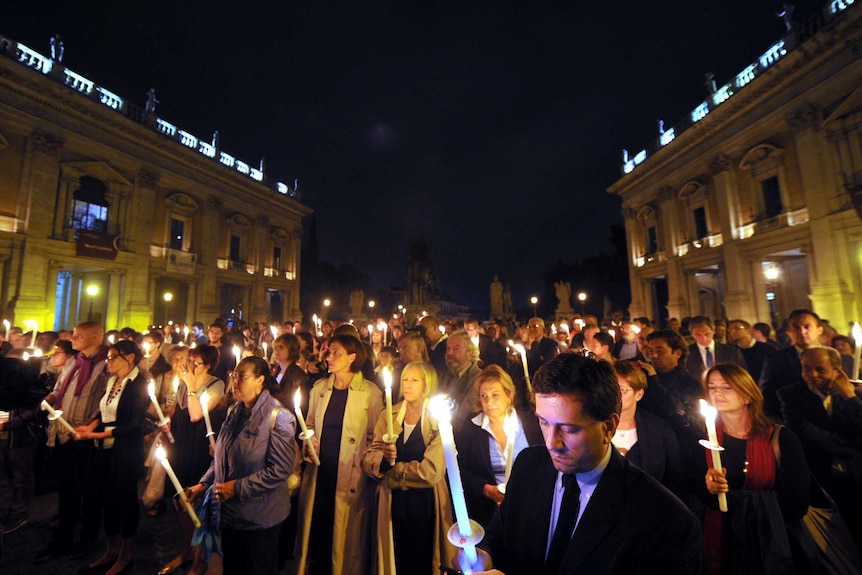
top-left (0, 34), bottom-right (301, 202)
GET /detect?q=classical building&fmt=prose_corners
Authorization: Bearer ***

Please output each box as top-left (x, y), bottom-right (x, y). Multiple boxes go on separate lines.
top-left (0, 33), bottom-right (312, 330)
top-left (608, 2), bottom-right (862, 330)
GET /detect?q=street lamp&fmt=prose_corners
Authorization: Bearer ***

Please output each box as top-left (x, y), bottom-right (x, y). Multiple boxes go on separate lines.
top-left (368, 300), bottom-right (375, 310)
top-left (530, 296), bottom-right (538, 317)
top-left (86, 284), bottom-right (99, 320)
top-left (323, 298), bottom-right (331, 320)
top-left (577, 291), bottom-right (587, 316)
top-left (163, 292), bottom-right (173, 326)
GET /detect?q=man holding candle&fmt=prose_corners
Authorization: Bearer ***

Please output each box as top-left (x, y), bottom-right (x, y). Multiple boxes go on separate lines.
top-left (465, 352), bottom-right (700, 574)
top-left (34, 321), bottom-right (109, 564)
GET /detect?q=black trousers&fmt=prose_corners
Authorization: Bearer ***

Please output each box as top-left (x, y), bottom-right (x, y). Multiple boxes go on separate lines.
top-left (92, 448), bottom-right (140, 538)
top-left (52, 440), bottom-right (101, 546)
top-left (221, 523), bottom-right (280, 575)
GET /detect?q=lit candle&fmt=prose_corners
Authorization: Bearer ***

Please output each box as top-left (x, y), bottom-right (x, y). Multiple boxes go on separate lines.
top-left (852, 322), bottom-right (862, 381)
top-left (699, 399), bottom-right (727, 512)
top-left (155, 445), bottom-right (201, 527)
top-left (148, 380), bottom-right (174, 443)
top-left (502, 411), bottom-right (518, 486)
top-left (367, 324), bottom-right (374, 343)
top-left (27, 320), bottom-right (38, 348)
top-left (183, 325), bottom-right (189, 343)
top-left (40, 400), bottom-right (79, 438)
top-left (378, 321), bottom-right (388, 346)
top-left (429, 395), bottom-right (484, 573)
top-left (508, 340), bottom-right (532, 395)
top-left (2, 319), bottom-right (9, 335)
top-left (233, 345), bottom-right (241, 369)
top-left (609, 329), bottom-right (616, 340)
top-left (262, 341), bottom-right (268, 360)
top-left (107, 334), bottom-right (115, 344)
top-left (270, 325), bottom-right (278, 340)
top-left (383, 368), bottom-right (395, 439)
top-left (199, 390), bottom-right (216, 449)
top-left (293, 388), bottom-right (321, 465)
top-left (631, 324), bottom-right (641, 335)
top-left (143, 341), bottom-right (151, 371)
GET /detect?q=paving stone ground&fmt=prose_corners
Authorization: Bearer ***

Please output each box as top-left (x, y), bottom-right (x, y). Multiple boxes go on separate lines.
top-left (0, 489), bottom-right (298, 575)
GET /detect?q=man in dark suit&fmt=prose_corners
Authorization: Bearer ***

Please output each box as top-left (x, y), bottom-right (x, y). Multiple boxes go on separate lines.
top-left (760, 309), bottom-right (824, 420)
top-left (464, 317), bottom-right (503, 368)
top-left (525, 317), bottom-right (559, 377)
top-left (778, 346), bottom-right (862, 547)
top-left (459, 353), bottom-right (701, 574)
top-left (685, 316), bottom-right (747, 384)
top-left (727, 319), bottom-right (775, 382)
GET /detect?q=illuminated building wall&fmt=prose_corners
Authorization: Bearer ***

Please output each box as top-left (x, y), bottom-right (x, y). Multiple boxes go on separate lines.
top-left (608, 2), bottom-right (862, 328)
top-left (0, 34), bottom-right (312, 330)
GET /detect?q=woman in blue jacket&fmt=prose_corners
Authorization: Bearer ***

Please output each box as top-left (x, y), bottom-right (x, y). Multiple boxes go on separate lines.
top-left (188, 356), bottom-right (296, 575)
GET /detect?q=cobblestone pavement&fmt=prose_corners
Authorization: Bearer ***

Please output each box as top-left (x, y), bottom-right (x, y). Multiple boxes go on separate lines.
top-left (0, 490), bottom-right (297, 575)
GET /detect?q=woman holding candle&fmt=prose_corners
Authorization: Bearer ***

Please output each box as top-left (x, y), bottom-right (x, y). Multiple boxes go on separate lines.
top-left (611, 361), bottom-right (686, 500)
top-left (700, 363), bottom-right (810, 574)
top-left (295, 333), bottom-right (383, 575)
top-left (186, 356), bottom-right (296, 575)
top-left (73, 340), bottom-right (149, 575)
top-left (363, 361), bottom-right (456, 575)
top-left (454, 365), bottom-right (543, 527)
top-left (157, 344), bottom-right (226, 575)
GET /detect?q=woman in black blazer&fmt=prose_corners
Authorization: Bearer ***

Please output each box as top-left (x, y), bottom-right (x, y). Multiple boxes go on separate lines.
top-left (455, 365), bottom-right (544, 527)
top-left (75, 340), bottom-right (150, 575)
top-left (612, 360), bottom-right (686, 501)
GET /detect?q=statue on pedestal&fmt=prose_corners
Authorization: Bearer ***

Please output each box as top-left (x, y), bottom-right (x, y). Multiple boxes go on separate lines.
top-left (490, 275), bottom-right (504, 317)
top-left (503, 284), bottom-right (513, 315)
top-left (349, 289), bottom-right (365, 318)
top-left (554, 281), bottom-right (573, 314)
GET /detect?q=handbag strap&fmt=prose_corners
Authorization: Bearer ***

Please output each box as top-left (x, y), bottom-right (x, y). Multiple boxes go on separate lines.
top-left (269, 406), bottom-right (281, 433)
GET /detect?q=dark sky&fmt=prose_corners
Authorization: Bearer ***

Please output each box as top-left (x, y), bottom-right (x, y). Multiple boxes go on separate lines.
top-left (2, 1), bottom-right (823, 309)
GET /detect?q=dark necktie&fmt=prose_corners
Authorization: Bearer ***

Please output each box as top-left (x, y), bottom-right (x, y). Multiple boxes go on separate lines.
top-left (546, 473), bottom-right (580, 572)
top-left (705, 347), bottom-right (714, 368)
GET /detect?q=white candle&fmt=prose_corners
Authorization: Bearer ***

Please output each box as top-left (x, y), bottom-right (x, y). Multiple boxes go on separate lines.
top-left (508, 340), bottom-right (532, 395)
top-left (293, 388), bottom-right (321, 465)
top-left (2, 319), bottom-right (9, 335)
top-left (26, 320), bottom-right (38, 349)
top-left (429, 395), bottom-right (481, 571)
top-left (609, 329), bottom-right (616, 340)
top-left (200, 391), bottom-right (216, 449)
top-left (233, 345), bottom-right (241, 368)
top-left (852, 322), bottom-right (862, 380)
top-left (262, 341), bottom-right (268, 359)
top-left (183, 325), bottom-right (189, 343)
top-left (503, 411), bottom-right (518, 486)
top-left (270, 325), bottom-right (278, 340)
top-left (143, 341), bottom-right (151, 371)
top-left (148, 380), bottom-right (174, 443)
top-left (700, 399), bottom-right (727, 512)
top-left (383, 368), bottom-right (395, 440)
top-left (155, 445), bottom-right (201, 527)
top-left (40, 400), bottom-right (78, 437)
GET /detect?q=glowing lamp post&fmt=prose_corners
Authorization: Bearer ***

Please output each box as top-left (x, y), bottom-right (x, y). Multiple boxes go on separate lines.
top-left (699, 399), bottom-right (727, 512)
top-left (86, 284), bottom-right (99, 320)
top-left (530, 296), bottom-right (538, 317)
top-left (429, 395), bottom-right (484, 574)
top-left (322, 298), bottom-right (331, 320)
top-left (577, 291), bottom-right (587, 316)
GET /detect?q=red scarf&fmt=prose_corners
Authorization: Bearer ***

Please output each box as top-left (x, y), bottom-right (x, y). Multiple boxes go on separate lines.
top-left (702, 421), bottom-right (776, 574)
top-left (53, 346), bottom-right (108, 406)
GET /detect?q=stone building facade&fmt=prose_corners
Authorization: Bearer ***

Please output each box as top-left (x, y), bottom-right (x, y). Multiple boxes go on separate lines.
top-left (0, 33), bottom-right (312, 330)
top-left (607, 2), bottom-right (862, 330)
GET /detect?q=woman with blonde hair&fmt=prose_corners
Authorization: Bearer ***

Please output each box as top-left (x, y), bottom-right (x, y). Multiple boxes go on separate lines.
top-left (454, 364), bottom-right (543, 527)
top-left (363, 361), bottom-right (455, 575)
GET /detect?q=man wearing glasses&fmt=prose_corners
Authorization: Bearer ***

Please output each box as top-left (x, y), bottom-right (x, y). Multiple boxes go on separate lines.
top-left (34, 322), bottom-right (109, 563)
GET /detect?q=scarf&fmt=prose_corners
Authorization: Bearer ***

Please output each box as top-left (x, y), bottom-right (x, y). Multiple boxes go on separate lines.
top-left (703, 420), bottom-right (776, 574)
top-left (54, 346), bottom-right (108, 405)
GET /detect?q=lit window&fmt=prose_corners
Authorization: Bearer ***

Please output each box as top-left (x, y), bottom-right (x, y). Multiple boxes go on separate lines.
top-left (70, 176), bottom-right (108, 232)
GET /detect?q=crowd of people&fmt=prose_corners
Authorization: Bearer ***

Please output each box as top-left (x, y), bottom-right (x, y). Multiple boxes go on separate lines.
top-left (0, 305), bottom-right (860, 574)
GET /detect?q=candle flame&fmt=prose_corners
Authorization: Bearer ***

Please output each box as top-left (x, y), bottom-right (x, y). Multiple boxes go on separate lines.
top-left (107, 334), bottom-right (115, 344)
top-left (609, 329), bottom-right (616, 339)
top-left (428, 394), bottom-right (454, 424)
top-left (293, 388), bottom-right (302, 410)
top-left (233, 345), bottom-right (241, 358)
top-left (699, 398), bottom-right (716, 418)
top-left (631, 324), bottom-right (641, 335)
top-left (172, 376), bottom-right (179, 393)
top-left (200, 390), bottom-right (209, 406)
top-left (22, 352), bottom-right (29, 361)
top-left (270, 326), bottom-right (278, 338)
top-left (155, 445), bottom-right (167, 461)
top-left (33, 348), bottom-right (43, 357)
top-left (377, 321), bottom-right (387, 332)
top-left (382, 368), bottom-right (392, 391)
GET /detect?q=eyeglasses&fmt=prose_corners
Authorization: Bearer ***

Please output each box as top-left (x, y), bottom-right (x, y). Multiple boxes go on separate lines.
top-left (105, 353), bottom-right (126, 362)
top-left (619, 387), bottom-right (634, 395)
top-left (191, 360), bottom-right (203, 367)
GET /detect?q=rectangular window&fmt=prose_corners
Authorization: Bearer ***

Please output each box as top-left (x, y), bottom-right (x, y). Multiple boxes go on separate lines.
top-left (273, 246), bottom-right (282, 270)
top-left (229, 235), bottom-right (241, 264)
top-left (647, 226), bottom-right (658, 254)
top-left (694, 206), bottom-right (708, 239)
top-left (169, 218), bottom-right (185, 251)
top-left (762, 176), bottom-right (783, 218)
top-left (70, 200), bottom-right (108, 232)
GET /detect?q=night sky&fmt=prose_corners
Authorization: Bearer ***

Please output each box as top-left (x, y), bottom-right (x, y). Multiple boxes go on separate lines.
top-left (2, 1), bottom-right (823, 310)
